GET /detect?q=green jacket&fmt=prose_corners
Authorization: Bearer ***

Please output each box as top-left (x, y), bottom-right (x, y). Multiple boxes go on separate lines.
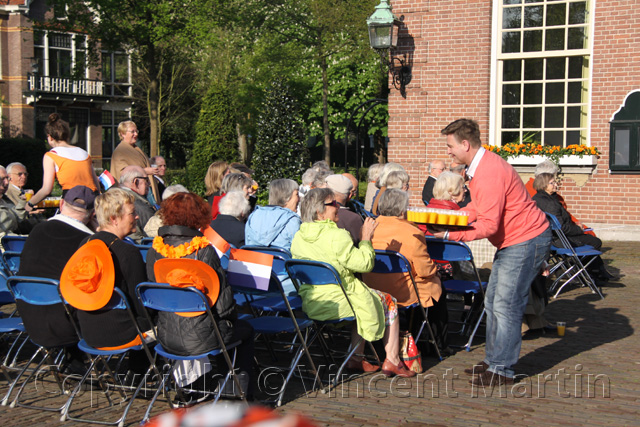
top-left (291, 220), bottom-right (385, 342)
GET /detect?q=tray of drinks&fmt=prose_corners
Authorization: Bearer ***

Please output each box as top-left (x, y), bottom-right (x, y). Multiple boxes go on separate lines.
top-left (31, 197), bottom-right (61, 209)
top-left (407, 207), bottom-right (470, 227)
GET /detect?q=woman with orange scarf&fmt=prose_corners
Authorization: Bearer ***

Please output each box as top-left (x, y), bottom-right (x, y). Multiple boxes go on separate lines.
top-left (146, 192), bottom-right (254, 398)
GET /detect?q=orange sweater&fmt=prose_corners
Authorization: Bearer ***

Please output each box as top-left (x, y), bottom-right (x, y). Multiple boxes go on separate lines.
top-left (450, 151), bottom-right (548, 249)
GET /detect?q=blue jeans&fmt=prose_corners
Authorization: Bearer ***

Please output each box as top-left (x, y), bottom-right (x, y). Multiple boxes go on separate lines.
top-left (483, 228), bottom-right (551, 378)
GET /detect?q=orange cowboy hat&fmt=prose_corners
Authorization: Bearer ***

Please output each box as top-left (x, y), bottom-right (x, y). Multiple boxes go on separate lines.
top-left (60, 240), bottom-right (115, 311)
top-left (154, 258), bottom-right (220, 317)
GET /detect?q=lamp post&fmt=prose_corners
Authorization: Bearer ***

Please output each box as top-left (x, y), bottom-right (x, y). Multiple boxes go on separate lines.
top-left (366, 0), bottom-right (411, 93)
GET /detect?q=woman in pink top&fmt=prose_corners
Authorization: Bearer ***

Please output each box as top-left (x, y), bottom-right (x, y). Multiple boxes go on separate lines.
top-left (25, 114), bottom-right (99, 213)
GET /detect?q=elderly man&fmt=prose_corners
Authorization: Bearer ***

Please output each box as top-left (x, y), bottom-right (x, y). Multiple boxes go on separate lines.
top-left (16, 185), bottom-right (96, 372)
top-left (119, 165), bottom-right (156, 242)
top-left (0, 166), bottom-right (33, 244)
top-left (431, 119), bottom-right (550, 386)
top-left (422, 159), bottom-right (447, 205)
top-left (325, 174), bottom-right (363, 246)
top-left (6, 162), bottom-right (29, 205)
top-left (150, 155), bottom-right (167, 198)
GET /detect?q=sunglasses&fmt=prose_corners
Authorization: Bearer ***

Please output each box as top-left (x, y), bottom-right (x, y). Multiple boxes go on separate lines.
top-left (324, 200), bottom-right (339, 207)
top-left (135, 176), bottom-right (150, 183)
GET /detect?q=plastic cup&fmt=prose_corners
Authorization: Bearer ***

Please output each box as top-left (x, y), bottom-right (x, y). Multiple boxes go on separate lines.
top-left (557, 322), bottom-right (566, 337)
top-left (418, 209), bottom-right (428, 223)
top-left (457, 213), bottom-right (469, 226)
top-left (436, 212), bottom-right (448, 225)
top-left (448, 212), bottom-right (458, 225)
top-left (24, 190), bottom-right (34, 201)
top-left (407, 208), bottom-right (414, 222)
top-left (427, 210), bottom-right (437, 224)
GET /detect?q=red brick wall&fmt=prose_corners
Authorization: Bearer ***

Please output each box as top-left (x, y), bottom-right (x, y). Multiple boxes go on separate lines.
top-left (388, 0), bottom-right (640, 225)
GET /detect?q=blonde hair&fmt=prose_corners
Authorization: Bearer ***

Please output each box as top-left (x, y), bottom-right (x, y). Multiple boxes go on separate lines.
top-left (204, 161), bottom-right (229, 196)
top-left (377, 163), bottom-right (405, 188)
top-left (117, 120), bottom-right (136, 141)
top-left (95, 188), bottom-right (135, 226)
top-left (385, 170), bottom-right (409, 189)
top-left (432, 171), bottom-right (464, 201)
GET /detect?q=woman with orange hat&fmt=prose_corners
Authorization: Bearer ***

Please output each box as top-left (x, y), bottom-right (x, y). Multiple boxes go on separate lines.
top-left (146, 192), bottom-right (254, 398)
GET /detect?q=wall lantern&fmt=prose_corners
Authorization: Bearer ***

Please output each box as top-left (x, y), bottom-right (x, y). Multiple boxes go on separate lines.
top-left (366, 0), bottom-right (411, 92)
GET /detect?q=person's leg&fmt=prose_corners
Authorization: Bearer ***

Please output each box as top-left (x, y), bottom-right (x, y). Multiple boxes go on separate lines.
top-left (383, 316), bottom-right (401, 365)
top-left (485, 229), bottom-right (551, 378)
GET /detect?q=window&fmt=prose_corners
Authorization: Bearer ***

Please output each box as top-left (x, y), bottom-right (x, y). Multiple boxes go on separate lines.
top-left (101, 52), bottom-right (131, 97)
top-left (497, 0), bottom-right (591, 147)
top-left (33, 30), bottom-right (88, 79)
top-left (610, 91), bottom-right (640, 172)
top-left (102, 110), bottom-right (130, 158)
top-left (68, 108), bottom-right (89, 151)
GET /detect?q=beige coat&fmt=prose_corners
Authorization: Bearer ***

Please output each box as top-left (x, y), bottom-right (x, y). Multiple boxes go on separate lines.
top-left (110, 141), bottom-right (159, 202)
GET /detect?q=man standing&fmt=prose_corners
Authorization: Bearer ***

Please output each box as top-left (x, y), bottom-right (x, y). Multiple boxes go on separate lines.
top-left (325, 174), bottom-right (363, 246)
top-left (119, 165), bottom-right (156, 242)
top-left (5, 162), bottom-right (29, 205)
top-left (150, 155), bottom-right (167, 199)
top-left (421, 159), bottom-right (447, 204)
top-left (432, 119), bottom-right (550, 386)
top-left (17, 185), bottom-right (95, 361)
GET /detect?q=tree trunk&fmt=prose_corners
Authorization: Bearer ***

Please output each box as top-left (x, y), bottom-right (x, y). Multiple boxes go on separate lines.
top-left (320, 54), bottom-right (331, 164)
top-left (374, 131), bottom-right (386, 163)
top-left (146, 46), bottom-right (160, 158)
top-left (237, 123), bottom-right (248, 164)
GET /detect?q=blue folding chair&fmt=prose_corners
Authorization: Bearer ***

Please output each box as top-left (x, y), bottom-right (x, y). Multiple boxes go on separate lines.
top-left (285, 259), bottom-right (381, 392)
top-left (136, 282), bottom-right (247, 418)
top-left (140, 237), bottom-right (155, 245)
top-left (228, 256), bottom-right (323, 406)
top-left (426, 239), bottom-right (487, 351)
top-left (371, 250), bottom-right (443, 360)
top-left (4, 277), bottom-right (70, 411)
top-left (351, 200), bottom-right (376, 220)
top-left (1, 251), bottom-right (21, 276)
top-left (545, 213), bottom-right (604, 299)
top-left (59, 287), bottom-right (157, 427)
top-left (1, 235), bottom-right (27, 252)
top-left (134, 244), bottom-right (151, 262)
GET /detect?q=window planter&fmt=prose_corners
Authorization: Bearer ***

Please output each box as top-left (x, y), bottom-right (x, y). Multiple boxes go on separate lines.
top-left (507, 155), bottom-right (598, 166)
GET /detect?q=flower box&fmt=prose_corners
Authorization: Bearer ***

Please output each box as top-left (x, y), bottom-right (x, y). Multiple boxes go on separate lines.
top-left (507, 154), bottom-right (598, 166)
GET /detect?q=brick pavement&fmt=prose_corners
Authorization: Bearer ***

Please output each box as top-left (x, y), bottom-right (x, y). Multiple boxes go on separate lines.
top-left (1, 241), bottom-right (639, 426)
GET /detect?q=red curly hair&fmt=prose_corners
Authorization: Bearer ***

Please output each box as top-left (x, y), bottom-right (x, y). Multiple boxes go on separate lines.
top-left (160, 192), bottom-right (211, 230)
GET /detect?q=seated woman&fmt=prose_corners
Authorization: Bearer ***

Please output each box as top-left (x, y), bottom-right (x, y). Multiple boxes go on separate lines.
top-left (384, 170), bottom-right (410, 192)
top-left (427, 171), bottom-right (466, 210)
top-left (147, 192), bottom-right (254, 397)
top-left (210, 191), bottom-right (251, 248)
top-left (291, 188), bottom-right (415, 378)
top-left (211, 173), bottom-right (253, 220)
top-left (532, 173), bottom-right (613, 280)
top-left (60, 188), bottom-right (151, 373)
top-left (371, 162), bottom-right (405, 215)
top-left (364, 189), bottom-right (449, 352)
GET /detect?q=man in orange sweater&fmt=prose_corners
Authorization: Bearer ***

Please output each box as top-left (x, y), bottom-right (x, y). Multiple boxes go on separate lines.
top-left (431, 119), bottom-right (551, 386)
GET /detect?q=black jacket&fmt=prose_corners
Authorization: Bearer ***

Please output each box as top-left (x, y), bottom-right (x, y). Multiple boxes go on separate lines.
top-left (146, 225), bottom-right (237, 356)
top-left (532, 191), bottom-right (583, 237)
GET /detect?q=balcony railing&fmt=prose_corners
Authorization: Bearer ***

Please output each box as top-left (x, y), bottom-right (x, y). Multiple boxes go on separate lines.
top-left (27, 75), bottom-right (132, 98)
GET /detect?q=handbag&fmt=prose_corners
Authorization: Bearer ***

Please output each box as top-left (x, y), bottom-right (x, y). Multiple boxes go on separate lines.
top-left (399, 331), bottom-right (423, 374)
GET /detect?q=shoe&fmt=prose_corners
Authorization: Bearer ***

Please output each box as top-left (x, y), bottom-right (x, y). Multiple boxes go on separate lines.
top-left (345, 358), bottom-right (380, 373)
top-left (381, 359), bottom-right (416, 378)
top-left (469, 370), bottom-right (515, 386)
top-left (464, 361), bottom-right (489, 376)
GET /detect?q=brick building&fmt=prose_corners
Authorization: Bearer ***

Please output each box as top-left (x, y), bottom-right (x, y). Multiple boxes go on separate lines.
top-left (386, 0), bottom-right (640, 229)
top-left (0, 0), bottom-right (132, 167)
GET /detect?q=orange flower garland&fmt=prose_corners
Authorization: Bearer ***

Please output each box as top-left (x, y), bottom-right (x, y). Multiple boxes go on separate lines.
top-left (152, 236), bottom-right (210, 259)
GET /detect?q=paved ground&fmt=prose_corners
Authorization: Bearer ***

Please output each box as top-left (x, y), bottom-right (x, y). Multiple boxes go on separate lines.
top-left (1, 241), bottom-right (638, 426)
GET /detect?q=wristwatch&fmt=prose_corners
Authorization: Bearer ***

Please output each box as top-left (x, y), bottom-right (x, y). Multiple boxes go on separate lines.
top-left (27, 201), bottom-right (35, 209)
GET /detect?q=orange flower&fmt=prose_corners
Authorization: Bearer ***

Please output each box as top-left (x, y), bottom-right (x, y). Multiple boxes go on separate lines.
top-left (152, 236), bottom-right (211, 259)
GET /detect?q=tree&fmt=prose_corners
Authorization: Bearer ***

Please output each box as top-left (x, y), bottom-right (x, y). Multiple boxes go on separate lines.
top-left (186, 86), bottom-right (238, 195)
top-left (55, 0), bottom-right (211, 157)
top-left (252, 79), bottom-right (309, 202)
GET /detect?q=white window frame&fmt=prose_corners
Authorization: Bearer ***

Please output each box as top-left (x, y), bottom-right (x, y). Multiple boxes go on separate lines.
top-left (489, 0), bottom-right (596, 149)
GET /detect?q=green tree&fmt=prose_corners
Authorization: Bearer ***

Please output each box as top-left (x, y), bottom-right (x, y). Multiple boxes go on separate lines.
top-left (187, 86), bottom-right (238, 195)
top-left (252, 80), bottom-right (309, 202)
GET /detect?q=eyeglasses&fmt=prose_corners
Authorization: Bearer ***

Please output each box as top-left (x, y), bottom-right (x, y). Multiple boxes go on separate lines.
top-left (324, 200), bottom-right (339, 207)
top-left (127, 129), bottom-right (139, 134)
top-left (134, 176), bottom-right (149, 183)
top-left (10, 172), bottom-right (28, 177)
top-left (157, 165), bottom-right (167, 168)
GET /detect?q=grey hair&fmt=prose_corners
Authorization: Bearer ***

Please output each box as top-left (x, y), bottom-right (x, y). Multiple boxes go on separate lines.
top-left (150, 155), bottom-right (164, 165)
top-left (6, 162), bottom-right (26, 174)
top-left (450, 163), bottom-right (466, 174)
top-left (301, 168), bottom-right (316, 186)
top-left (119, 166), bottom-right (145, 185)
top-left (367, 163), bottom-right (384, 182)
top-left (534, 160), bottom-right (559, 176)
top-left (221, 173), bottom-right (252, 193)
top-left (218, 191), bottom-right (251, 219)
top-left (162, 184), bottom-right (188, 200)
top-left (312, 160), bottom-right (331, 172)
top-left (428, 160), bottom-right (446, 173)
top-left (377, 162), bottom-right (405, 187)
top-left (378, 189), bottom-right (409, 217)
top-left (433, 171), bottom-right (464, 200)
top-left (385, 170), bottom-right (409, 189)
top-left (300, 188), bottom-right (334, 223)
top-left (269, 179), bottom-right (299, 206)
top-left (0, 166), bottom-right (6, 173)
top-left (312, 169), bottom-right (331, 188)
